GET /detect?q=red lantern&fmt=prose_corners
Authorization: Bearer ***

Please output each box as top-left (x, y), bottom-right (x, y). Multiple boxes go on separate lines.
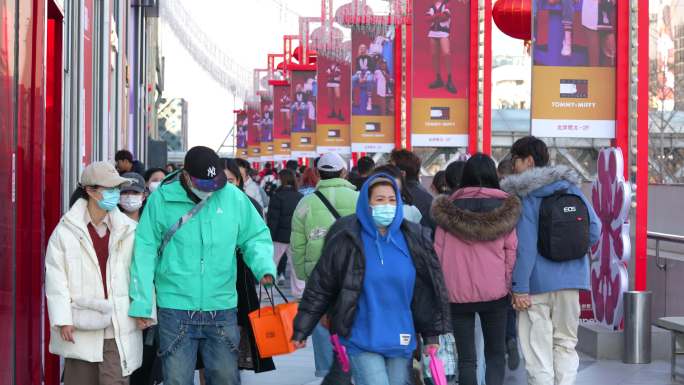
top-left (492, 0), bottom-right (532, 41)
top-left (292, 46), bottom-right (317, 64)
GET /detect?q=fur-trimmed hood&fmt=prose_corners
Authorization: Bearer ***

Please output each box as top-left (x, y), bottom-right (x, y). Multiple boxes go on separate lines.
top-left (432, 188), bottom-right (521, 242)
top-left (500, 165), bottom-right (581, 198)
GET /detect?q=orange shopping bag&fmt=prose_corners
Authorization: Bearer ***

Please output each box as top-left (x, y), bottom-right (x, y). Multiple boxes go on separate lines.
top-left (248, 284), bottom-right (299, 358)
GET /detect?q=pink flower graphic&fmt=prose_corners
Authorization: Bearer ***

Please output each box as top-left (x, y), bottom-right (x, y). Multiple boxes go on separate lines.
top-left (590, 148), bottom-right (631, 329)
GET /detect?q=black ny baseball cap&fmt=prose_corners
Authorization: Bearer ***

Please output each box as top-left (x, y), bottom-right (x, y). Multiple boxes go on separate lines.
top-left (183, 146), bottom-right (227, 192)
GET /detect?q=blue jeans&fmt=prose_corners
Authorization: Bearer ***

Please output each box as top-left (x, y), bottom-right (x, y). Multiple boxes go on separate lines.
top-left (312, 322), bottom-right (334, 377)
top-left (157, 308), bottom-right (240, 385)
top-left (349, 352), bottom-right (410, 385)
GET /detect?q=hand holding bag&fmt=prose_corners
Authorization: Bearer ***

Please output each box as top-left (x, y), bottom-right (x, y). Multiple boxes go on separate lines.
top-left (248, 284), bottom-right (299, 358)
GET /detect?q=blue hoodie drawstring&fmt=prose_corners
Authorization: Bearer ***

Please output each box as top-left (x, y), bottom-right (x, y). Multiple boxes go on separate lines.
top-left (375, 233), bottom-right (385, 265)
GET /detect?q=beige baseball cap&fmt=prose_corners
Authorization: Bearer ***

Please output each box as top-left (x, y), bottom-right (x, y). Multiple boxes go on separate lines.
top-left (80, 161), bottom-right (133, 188)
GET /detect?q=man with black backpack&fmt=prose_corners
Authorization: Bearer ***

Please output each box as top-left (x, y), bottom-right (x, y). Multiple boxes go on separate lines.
top-left (501, 137), bottom-right (601, 385)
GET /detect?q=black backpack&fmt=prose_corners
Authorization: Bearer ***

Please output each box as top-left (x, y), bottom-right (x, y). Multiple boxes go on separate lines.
top-left (537, 190), bottom-right (590, 262)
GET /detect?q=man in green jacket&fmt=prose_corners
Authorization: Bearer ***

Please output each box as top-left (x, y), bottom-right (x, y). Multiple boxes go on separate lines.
top-left (129, 146), bottom-right (275, 385)
top-left (291, 152), bottom-right (358, 383)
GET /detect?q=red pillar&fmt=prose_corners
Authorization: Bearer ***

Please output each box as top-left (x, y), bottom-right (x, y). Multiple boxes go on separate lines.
top-left (482, 0), bottom-right (492, 155)
top-left (635, 0), bottom-right (649, 291)
top-left (394, 24), bottom-right (403, 149)
top-left (405, 1), bottom-right (413, 150)
top-left (468, 0), bottom-right (479, 154)
top-left (614, 0), bottom-right (630, 179)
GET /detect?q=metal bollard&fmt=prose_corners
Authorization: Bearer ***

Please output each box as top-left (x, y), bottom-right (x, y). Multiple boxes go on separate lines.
top-left (623, 291), bottom-right (652, 364)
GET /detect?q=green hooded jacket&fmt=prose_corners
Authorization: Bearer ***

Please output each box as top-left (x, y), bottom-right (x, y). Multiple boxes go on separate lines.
top-left (128, 179), bottom-right (276, 317)
top-left (291, 178), bottom-right (358, 281)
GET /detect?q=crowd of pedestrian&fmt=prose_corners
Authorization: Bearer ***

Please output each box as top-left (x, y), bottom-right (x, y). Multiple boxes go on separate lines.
top-left (45, 136), bottom-right (601, 385)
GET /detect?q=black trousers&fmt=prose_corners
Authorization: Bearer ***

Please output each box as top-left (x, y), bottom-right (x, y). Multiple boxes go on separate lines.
top-left (451, 297), bottom-right (508, 385)
top-left (320, 358), bottom-right (352, 385)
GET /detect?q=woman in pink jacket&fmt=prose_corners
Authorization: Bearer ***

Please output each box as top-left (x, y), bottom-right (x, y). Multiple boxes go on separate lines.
top-left (431, 153), bottom-right (521, 385)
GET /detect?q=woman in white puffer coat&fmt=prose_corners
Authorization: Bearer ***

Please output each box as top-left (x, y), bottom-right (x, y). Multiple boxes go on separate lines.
top-left (46, 162), bottom-right (153, 385)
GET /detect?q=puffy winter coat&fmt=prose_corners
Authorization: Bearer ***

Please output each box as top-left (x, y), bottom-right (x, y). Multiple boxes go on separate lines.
top-left (45, 199), bottom-right (144, 376)
top-left (432, 187), bottom-right (520, 304)
top-left (292, 215), bottom-right (451, 345)
top-left (266, 186), bottom-right (303, 243)
top-left (291, 178), bottom-right (359, 281)
top-left (500, 165), bottom-right (601, 294)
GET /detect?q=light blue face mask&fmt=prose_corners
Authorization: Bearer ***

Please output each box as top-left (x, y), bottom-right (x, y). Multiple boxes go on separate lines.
top-left (97, 188), bottom-right (120, 212)
top-left (191, 187), bottom-right (212, 201)
top-left (371, 204), bottom-right (396, 228)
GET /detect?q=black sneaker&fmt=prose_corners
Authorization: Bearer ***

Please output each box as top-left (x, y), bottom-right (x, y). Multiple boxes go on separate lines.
top-left (337, 111), bottom-right (345, 121)
top-left (327, 111), bottom-right (337, 118)
top-left (446, 78), bottom-right (457, 94)
top-left (429, 76), bottom-right (444, 89)
top-left (507, 338), bottom-right (520, 370)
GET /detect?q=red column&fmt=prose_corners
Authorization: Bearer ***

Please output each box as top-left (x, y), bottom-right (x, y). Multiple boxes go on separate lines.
top-left (394, 24), bottom-right (403, 149)
top-left (614, 0), bottom-right (630, 179)
top-left (405, 1), bottom-right (413, 150)
top-left (482, 0), bottom-right (492, 155)
top-left (468, 0), bottom-right (479, 154)
top-left (635, 0), bottom-right (649, 291)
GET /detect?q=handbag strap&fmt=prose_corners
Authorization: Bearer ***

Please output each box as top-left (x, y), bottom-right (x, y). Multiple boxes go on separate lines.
top-left (257, 284), bottom-right (289, 317)
top-left (157, 198), bottom-right (209, 259)
top-left (314, 190), bottom-right (341, 220)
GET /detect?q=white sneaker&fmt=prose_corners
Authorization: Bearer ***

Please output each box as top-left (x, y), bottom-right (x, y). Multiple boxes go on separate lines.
top-left (561, 39), bottom-right (572, 56)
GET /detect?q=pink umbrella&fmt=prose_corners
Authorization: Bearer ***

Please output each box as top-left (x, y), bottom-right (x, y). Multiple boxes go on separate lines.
top-left (427, 346), bottom-right (448, 385)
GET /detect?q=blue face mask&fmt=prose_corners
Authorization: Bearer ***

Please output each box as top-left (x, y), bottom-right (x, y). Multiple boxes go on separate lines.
top-left (191, 187), bottom-right (212, 201)
top-left (371, 204), bottom-right (396, 228)
top-left (97, 188), bottom-right (120, 212)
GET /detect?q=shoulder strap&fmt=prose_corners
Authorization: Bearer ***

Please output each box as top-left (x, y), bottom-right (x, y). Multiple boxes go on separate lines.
top-left (157, 199), bottom-right (209, 258)
top-left (314, 190), bottom-right (341, 220)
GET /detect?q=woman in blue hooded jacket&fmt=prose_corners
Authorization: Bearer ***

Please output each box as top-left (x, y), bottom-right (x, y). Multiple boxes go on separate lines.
top-left (292, 174), bottom-right (451, 385)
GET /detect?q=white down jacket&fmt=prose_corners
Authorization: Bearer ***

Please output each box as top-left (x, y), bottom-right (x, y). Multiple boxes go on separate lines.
top-left (45, 198), bottom-right (145, 376)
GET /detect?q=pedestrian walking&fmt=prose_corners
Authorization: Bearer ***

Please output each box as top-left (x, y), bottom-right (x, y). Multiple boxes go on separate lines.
top-left (432, 154), bottom-right (521, 385)
top-left (291, 152), bottom-right (358, 383)
top-left (299, 166), bottom-right (319, 196)
top-left (501, 137), bottom-right (601, 385)
top-left (143, 168), bottom-right (167, 194)
top-left (128, 146), bottom-right (276, 385)
top-left (496, 154), bottom-right (520, 371)
top-left (46, 161), bottom-right (146, 385)
top-left (371, 164), bottom-right (423, 224)
top-left (390, 149), bottom-right (434, 229)
top-left (348, 155), bottom-right (375, 191)
top-left (267, 168), bottom-right (306, 298)
top-left (119, 172), bottom-right (146, 222)
top-left (236, 157), bottom-right (267, 208)
top-left (292, 174), bottom-right (451, 385)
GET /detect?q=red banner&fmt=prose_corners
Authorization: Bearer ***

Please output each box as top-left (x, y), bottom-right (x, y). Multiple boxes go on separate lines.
top-left (236, 110), bottom-right (248, 158)
top-left (247, 102), bottom-right (261, 162)
top-left (412, 0), bottom-right (470, 147)
top-left (316, 54), bottom-right (351, 154)
top-left (260, 94), bottom-right (274, 161)
top-left (290, 70), bottom-right (317, 157)
top-left (273, 84), bottom-right (291, 160)
top-left (350, 27), bottom-right (395, 152)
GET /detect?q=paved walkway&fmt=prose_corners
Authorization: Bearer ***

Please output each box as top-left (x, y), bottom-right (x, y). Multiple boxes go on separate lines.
top-left (237, 274), bottom-right (681, 385)
top-left (238, 343), bottom-right (678, 385)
